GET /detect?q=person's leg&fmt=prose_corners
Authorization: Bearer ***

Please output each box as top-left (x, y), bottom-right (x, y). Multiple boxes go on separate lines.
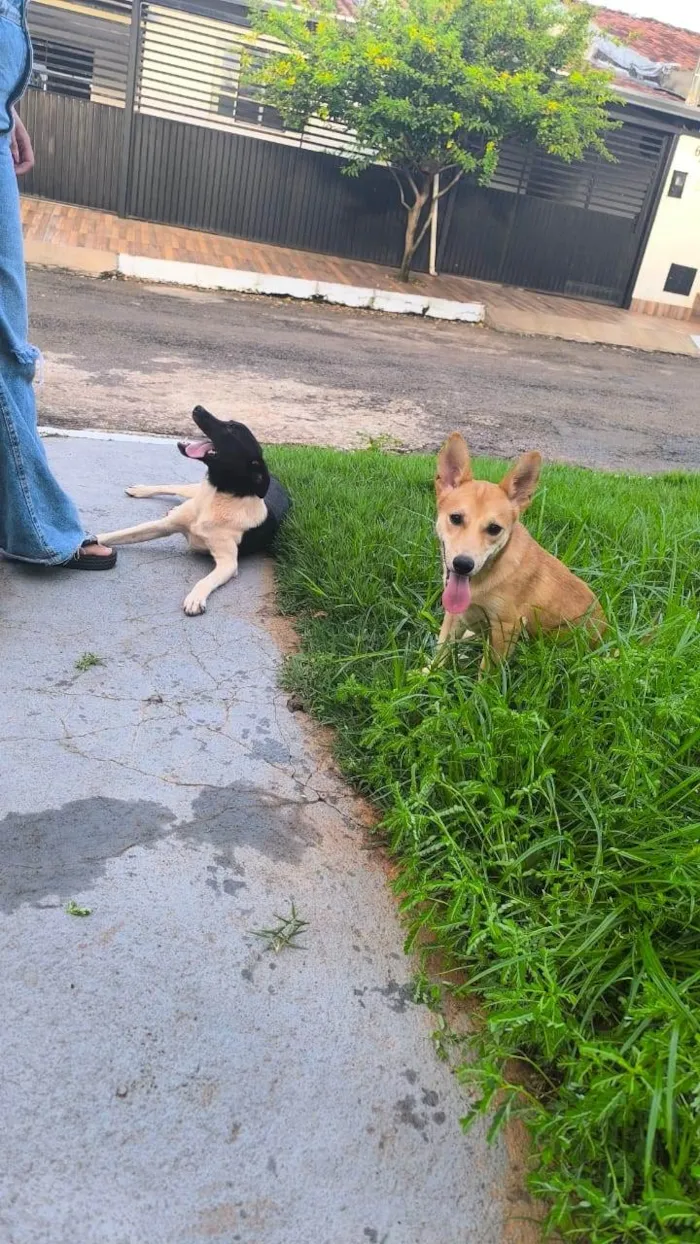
top-left (0, 12), bottom-right (114, 569)
top-left (0, 130), bottom-right (96, 563)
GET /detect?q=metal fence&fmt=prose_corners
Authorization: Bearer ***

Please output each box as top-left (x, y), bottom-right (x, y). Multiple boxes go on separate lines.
top-left (20, 0), bottom-right (674, 305)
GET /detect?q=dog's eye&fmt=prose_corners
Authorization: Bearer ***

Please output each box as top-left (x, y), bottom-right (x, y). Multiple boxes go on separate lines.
top-left (485, 522), bottom-right (503, 537)
top-left (449, 513), bottom-right (463, 527)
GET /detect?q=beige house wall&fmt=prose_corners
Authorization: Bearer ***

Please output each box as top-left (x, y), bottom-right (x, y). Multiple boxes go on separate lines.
top-left (632, 135), bottom-right (700, 320)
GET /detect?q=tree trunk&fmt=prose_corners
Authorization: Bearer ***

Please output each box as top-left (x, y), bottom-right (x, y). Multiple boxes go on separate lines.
top-left (398, 177), bottom-right (430, 283)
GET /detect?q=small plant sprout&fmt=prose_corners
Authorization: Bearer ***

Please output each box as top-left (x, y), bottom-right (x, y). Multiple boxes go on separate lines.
top-left (252, 901), bottom-right (309, 953)
top-left (65, 900), bottom-right (92, 917)
top-left (75, 652), bottom-right (104, 672)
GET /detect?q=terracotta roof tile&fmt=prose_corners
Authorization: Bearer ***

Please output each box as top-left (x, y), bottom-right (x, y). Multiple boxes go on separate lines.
top-left (334, 1), bottom-right (699, 108)
top-left (590, 7), bottom-right (700, 72)
top-left (335, 0), bottom-right (700, 73)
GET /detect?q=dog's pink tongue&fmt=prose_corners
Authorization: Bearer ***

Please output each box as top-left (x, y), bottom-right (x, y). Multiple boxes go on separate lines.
top-left (184, 438), bottom-right (214, 459)
top-left (442, 573), bottom-right (472, 615)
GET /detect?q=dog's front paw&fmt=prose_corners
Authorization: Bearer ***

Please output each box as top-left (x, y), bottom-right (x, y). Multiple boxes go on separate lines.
top-left (183, 591), bottom-right (207, 616)
top-left (126, 485), bottom-right (148, 497)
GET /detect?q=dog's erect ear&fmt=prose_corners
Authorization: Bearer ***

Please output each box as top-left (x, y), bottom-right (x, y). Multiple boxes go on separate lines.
top-left (499, 451), bottom-right (542, 513)
top-left (435, 433), bottom-right (472, 499)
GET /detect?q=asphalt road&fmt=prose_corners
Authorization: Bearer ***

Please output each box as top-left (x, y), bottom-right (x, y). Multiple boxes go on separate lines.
top-left (29, 268), bottom-right (700, 472)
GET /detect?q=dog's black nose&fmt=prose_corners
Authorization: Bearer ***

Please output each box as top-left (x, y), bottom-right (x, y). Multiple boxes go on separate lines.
top-left (452, 555), bottom-right (474, 576)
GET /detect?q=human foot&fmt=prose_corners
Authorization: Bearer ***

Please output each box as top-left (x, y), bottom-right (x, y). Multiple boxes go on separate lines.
top-left (61, 540), bottom-right (117, 570)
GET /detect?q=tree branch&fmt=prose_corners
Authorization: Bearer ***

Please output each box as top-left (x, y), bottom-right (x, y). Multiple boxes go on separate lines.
top-left (405, 169), bottom-right (420, 202)
top-left (436, 170), bottom-right (463, 200)
top-left (389, 167), bottom-right (410, 212)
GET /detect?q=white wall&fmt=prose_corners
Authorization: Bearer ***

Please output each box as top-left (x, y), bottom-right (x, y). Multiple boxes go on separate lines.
top-left (633, 134), bottom-right (700, 312)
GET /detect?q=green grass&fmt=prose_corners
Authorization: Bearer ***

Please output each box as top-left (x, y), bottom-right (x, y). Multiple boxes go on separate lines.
top-left (267, 444), bottom-right (700, 1243)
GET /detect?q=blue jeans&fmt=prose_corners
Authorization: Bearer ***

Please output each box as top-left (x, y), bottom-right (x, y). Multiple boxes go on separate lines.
top-left (0, 0), bottom-right (88, 563)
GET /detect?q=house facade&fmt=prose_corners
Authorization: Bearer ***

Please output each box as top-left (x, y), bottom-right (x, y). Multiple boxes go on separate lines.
top-left (18, 0), bottom-right (700, 316)
top-left (585, 7), bottom-right (700, 320)
top-left (631, 135), bottom-right (700, 320)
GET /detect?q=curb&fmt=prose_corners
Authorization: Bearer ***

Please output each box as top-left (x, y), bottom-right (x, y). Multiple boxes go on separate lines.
top-left (38, 425), bottom-right (178, 444)
top-left (116, 253), bottom-right (486, 324)
top-left (25, 239), bottom-right (117, 277)
top-left (27, 241), bottom-right (697, 356)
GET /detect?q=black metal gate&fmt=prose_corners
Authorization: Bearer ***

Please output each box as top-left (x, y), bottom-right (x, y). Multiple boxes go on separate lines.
top-left (21, 0), bottom-right (673, 307)
top-left (437, 127), bottom-right (672, 304)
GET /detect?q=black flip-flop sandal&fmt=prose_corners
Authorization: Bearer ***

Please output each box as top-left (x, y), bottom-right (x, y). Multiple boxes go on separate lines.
top-left (61, 538), bottom-right (117, 571)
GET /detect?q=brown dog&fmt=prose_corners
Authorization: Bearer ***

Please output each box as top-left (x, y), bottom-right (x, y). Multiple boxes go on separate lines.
top-left (433, 433), bottom-right (605, 662)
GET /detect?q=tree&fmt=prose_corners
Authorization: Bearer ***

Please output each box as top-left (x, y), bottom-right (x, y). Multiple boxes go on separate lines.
top-left (251, 0), bottom-right (617, 282)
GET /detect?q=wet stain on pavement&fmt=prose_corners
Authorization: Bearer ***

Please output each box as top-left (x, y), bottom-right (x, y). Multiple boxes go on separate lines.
top-left (0, 783), bottom-right (320, 913)
top-left (373, 978), bottom-right (416, 1013)
top-left (395, 1094), bottom-right (430, 1141)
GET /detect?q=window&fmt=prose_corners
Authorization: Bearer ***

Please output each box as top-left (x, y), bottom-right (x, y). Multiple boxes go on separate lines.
top-left (30, 39), bottom-right (94, 101)
top-left (217, 50), bottom-right (241, 117)
top-left (217, 49), bottom-right (284, 131)
top-left (664, 264), bottom-right (697, 297)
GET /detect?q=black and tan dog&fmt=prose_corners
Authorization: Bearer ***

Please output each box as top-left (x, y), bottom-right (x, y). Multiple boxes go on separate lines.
top-left (98, 407), bottom-right (289, 615)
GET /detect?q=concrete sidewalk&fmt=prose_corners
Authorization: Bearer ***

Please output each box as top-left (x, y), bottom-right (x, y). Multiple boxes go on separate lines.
top-left (0, 436), bottom-right (524, 1244)
top-left (22, 196), bottom-right (700, 357)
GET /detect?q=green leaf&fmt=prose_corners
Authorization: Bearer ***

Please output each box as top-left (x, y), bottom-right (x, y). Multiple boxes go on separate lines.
top-left (65, 900), bottom-right (92, 917)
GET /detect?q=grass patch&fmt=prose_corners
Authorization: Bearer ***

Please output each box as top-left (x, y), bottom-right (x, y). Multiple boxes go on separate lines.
top-left (267, 444), bottom-right (700, 1243)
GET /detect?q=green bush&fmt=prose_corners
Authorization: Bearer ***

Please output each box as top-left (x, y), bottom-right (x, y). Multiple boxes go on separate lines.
top-left (269, 445), bottom-right (700, 1242)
